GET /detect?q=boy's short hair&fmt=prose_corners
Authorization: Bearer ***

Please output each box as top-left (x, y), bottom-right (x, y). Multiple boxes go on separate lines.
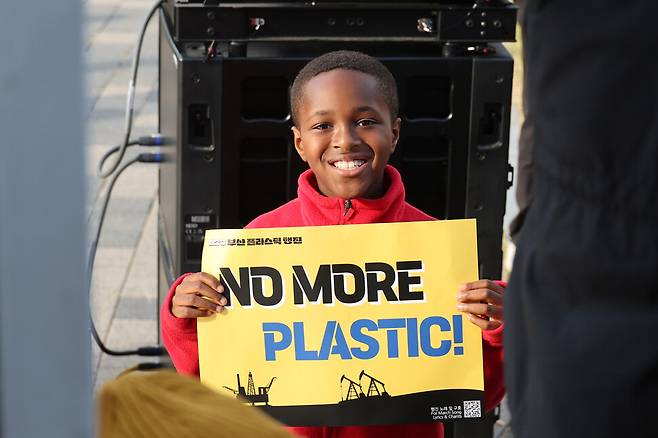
top-left (290, 50), bottom-right (399, 125)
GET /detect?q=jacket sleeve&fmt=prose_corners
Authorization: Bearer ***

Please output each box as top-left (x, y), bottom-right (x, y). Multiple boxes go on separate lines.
top-left (481, 280), bottom-right (506, 412)
top-left (160, 273), bottom-right (200, 376)
top-left (161, 217), bottom-right (266, 376)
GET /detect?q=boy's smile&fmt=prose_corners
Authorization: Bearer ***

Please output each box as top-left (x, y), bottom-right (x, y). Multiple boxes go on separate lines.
top-left (292, 69), bottom-right (401, 200)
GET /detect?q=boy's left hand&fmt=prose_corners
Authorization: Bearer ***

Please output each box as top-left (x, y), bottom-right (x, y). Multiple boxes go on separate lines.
top-left (456, 280), bottom-right (505, 331)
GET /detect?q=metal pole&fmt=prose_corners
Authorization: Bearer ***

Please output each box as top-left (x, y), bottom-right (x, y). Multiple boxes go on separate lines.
top-left (0, 1), bottom-right (91, 437)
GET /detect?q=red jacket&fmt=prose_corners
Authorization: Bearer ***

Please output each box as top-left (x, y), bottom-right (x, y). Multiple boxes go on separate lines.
top-left (161, 165), bottom-right (505, 438)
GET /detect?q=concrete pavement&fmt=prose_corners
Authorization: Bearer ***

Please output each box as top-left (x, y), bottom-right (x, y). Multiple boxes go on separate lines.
top-left (85, 0), bottom-right (160, 390)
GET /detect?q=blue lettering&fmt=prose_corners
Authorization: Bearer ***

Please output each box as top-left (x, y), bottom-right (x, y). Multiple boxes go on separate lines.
top-left (262, 322), bottom-right (291, 361)
top-left (262, 315), bottom-right (462, 361)
top-left (420, 316), bottom-right (452, 357)
top-left (378, 318), bottom-right (406, 358)
top-left (452, 314), bottom-right (464, 355)
top-left (293, 321), bottom-right (319, 360)
top-left (406, 317), bottom-right (420, 357)
top-left (330, 322), bottom-right (353, 359)
top-left (350, 319), bottom-right (379, 359)
top-left (318, 321), bottom-right (337, 359)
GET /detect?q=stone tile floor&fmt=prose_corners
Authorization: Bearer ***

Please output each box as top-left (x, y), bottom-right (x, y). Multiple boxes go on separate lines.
top-left (85, 0), bottom-right (160, 390)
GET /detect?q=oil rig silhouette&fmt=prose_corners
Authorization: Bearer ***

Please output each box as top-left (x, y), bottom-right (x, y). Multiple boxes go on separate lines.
top-left (340, 370), bottom-right (391, 403)
top-left (223, 372), bottom-right (276, 405)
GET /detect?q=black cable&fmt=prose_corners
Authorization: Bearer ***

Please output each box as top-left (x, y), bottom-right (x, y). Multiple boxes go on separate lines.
top-left (98, 140), bottom-right (140, 175)
top-left (97, 134), bottom-right (164, 176)
top-left (89, 155), bottom-right (166, 356)
top-left (99, 0), bottom-right (163, 178)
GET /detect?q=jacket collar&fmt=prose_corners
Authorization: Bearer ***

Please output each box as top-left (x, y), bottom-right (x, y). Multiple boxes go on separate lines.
top-left (296, 165), bottom-right (407, 225)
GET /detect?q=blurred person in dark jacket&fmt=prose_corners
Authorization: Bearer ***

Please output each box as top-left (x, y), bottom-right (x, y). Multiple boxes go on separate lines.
top-left (505, 1), bottom-right (658, 437)
top-left (509, 0), bottom-right (534, 242)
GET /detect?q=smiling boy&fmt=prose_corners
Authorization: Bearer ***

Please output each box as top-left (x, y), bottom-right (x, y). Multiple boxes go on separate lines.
top-left (290, 60), bottom-right (398, 202)
top-left (161, 50), bottom-right (505, 437)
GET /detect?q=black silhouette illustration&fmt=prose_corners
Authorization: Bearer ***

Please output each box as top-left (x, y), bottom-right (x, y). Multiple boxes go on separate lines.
top-left (223, 369), bottom-right (481, 426)
top-left (359, 370), bottom-right (389, 398)
top-left (340, 374), bottom-right (365, 401)
top-left (223, 372), bottom-right (276, 405)
top-left (339, 370), bottom-right (391, 404)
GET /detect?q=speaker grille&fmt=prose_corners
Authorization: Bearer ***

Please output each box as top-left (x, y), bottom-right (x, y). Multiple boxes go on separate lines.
top-left (241, 76), bottom-right (290, 120)
top-left (403, 76), bottom-right (452, 120)
top-left (239, 137), bottom-right (290, 224)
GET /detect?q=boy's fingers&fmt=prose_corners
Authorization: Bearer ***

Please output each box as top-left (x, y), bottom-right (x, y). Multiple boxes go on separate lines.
top-left (172, 306), bottom-right (214, 319)
top-left (457, 302), bottom-right (503, 321)
top-left (194, 272), bottom-right (222, 291)
top-left (183, 272), bottom-right (222, 292)
top-left (176, 280), bottom-right (225, 305)
top-left (195, 282), bottom-right (227, 305)
top-left (465, 313), bottom-right (502, 331)
top-left (173, 294), bottom-right (224, 313)
top-left (460, 280), bottom-right (505, 294)
top-left (457, 288), bottom-right (503, 305)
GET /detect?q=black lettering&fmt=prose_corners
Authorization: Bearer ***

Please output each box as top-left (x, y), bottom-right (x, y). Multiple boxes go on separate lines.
top-left (332, 264), bottom-right (365, 304)
top-left (219, 267), bottom-right (251, 306)
top-left (293, 264), bottom-right (332, 304)
top-left (397, 260), bottom-right (425, 301)
top-left (365, 262), bottom-right (398, 303)
top-left (250, 267), bottom-right (283, 306)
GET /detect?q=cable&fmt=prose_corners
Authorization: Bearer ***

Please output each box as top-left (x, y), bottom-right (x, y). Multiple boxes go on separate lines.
top-left (97, 134), bottom-right (164, 176)
top-left (99, 0), bottom-right (163, 179)
top-left (89, 154), bottom-right (166, 356)
top-left (98, 140), bottom-right (140, 175)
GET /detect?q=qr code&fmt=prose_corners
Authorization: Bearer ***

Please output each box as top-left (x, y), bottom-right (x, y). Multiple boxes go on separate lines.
top-left (430, 407), bottom-right (439, 416)
top-left (463, 400), bottom-right (481, 418)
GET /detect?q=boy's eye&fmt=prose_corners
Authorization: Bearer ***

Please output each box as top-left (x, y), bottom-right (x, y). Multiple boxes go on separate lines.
top-left (356, 118), bottom-right (378, 127)
top-left (312, 122), bottom-right (331, 131)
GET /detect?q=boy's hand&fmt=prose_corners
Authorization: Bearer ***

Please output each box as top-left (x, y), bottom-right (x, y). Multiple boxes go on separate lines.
top-left (171, 272), bottom-right (227, 318)
top-left (456, 280), bottom-right (504, 331)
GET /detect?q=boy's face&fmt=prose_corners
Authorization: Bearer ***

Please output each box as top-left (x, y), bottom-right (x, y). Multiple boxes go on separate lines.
top-left (292, 69), bottom-right (401, 200)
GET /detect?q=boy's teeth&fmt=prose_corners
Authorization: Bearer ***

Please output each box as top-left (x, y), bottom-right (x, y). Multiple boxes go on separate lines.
top-left (333, 160), bottom-right (365, 170)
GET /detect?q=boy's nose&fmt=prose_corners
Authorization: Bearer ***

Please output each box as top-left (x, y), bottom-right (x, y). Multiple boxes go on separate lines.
top-left (332, 125), bottom-right (360, 150)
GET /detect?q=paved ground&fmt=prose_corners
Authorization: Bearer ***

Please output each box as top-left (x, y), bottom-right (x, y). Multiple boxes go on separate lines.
top-left (85, 0), bottom-right (160, 390)
top-left (85, 1), bottom-right (518, 435)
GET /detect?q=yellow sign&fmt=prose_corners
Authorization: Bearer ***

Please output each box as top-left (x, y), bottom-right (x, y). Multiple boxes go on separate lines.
top-left (198, 220), bottom-right (483, 426)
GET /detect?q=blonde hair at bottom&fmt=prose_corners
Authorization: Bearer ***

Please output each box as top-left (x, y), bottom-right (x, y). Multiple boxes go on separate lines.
top-left (97, 370), bottom-right (293, 438)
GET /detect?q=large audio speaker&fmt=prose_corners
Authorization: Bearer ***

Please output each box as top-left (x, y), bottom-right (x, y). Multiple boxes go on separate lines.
top-left (158, 16), bottom-right (513, 324)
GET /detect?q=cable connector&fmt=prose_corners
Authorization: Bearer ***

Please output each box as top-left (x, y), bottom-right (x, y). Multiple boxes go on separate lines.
top-left (97, 133), bottom-right (164, 175)
top-left (136, 345), bottom-right (168, 356)
top-left (136, 133), bottom-right (164, 146)
top-left (137, 152), bottom-right (163, 163)
top-left (137, 362), bottom-right (172, 371)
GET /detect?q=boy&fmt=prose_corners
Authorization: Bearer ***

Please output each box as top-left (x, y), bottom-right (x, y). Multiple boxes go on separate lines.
top-left (162, 50), bottom-right (505, 437)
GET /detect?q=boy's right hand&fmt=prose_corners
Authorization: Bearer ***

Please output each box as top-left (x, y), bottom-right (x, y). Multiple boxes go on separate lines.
top-left (171, 272), bottom-right (227, 318)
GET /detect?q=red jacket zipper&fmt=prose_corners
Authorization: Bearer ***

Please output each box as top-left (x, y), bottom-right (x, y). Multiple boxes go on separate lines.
top-left (343, 199), bottom-right (352, 217)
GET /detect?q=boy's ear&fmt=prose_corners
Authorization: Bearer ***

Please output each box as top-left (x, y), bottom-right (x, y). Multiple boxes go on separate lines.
top-left (391, 117), bottom-right (401, 153)
top-left (292, 126), bottom-right (307, 162)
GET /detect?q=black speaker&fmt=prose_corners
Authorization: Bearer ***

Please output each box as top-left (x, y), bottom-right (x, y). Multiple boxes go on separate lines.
top-left (158, 35), bottom-right (512, 285)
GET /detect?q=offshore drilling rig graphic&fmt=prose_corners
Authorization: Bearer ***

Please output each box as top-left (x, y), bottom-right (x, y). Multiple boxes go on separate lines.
top-left (223, 372), bottom-right (276, 405)
top-left (340, 370), bottom-right (391, 403)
